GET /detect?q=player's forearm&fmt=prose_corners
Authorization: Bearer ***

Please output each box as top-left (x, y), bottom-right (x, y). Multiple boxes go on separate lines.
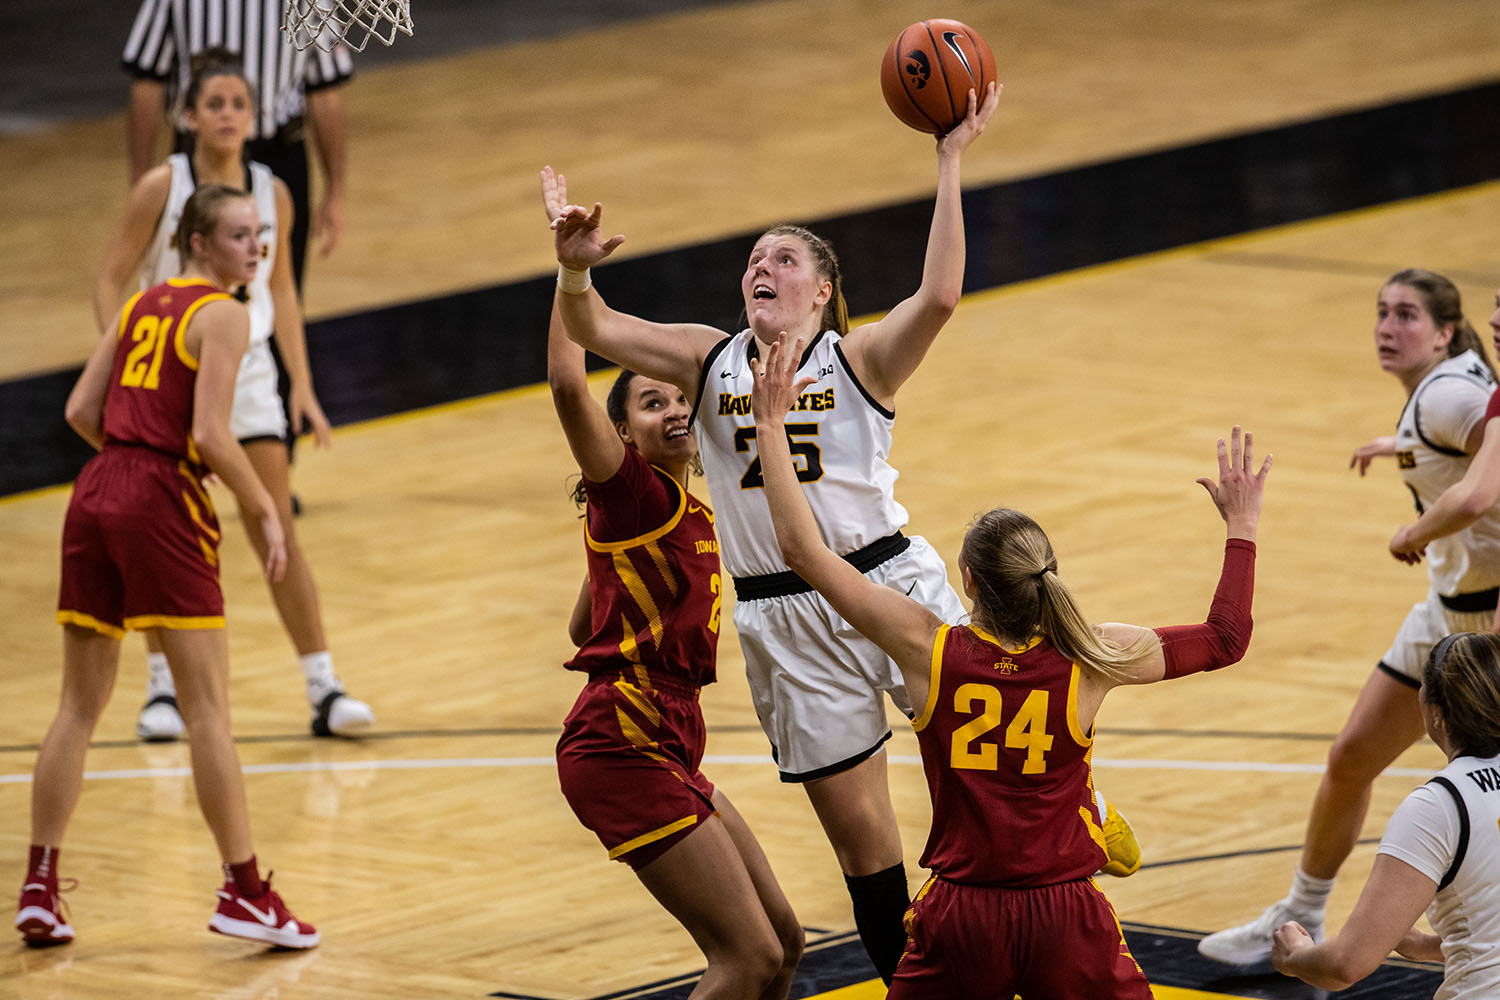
top-left (916, 152), bottom-right (965, 314)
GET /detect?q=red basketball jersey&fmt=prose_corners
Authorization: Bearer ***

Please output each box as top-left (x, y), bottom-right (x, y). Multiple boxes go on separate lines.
top-left (913, 624), bottom-right (1108, 886)
top-left (566, 447), bottom-right (721, 686)
top-left (103, 278), bottom-right (231, 467)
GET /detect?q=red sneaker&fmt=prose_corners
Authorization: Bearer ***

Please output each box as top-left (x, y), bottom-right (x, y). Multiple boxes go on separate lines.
top-left (208, 876), bottom-right (319, 948)
top-left (16, 878), bottom-right (75, 947)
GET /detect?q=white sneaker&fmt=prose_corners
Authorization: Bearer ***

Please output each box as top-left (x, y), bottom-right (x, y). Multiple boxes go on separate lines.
top-left (137, 695), bottom-right (185, 742)
top-left (309, 689), bottom-right (375, 737)
top-left (1197, 898), bottom-right (1323, 965)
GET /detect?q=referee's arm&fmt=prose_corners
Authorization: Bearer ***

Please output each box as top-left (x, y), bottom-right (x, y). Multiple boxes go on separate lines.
top-left (127, 79), bottom-right (167, 183)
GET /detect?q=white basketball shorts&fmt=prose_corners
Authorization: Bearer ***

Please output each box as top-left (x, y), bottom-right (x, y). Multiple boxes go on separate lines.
top-left (733, 534), bottom-right (967, 781)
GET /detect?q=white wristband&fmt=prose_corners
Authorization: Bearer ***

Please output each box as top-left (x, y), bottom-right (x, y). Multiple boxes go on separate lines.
top-left (557, 264), bottom-right (592, 295)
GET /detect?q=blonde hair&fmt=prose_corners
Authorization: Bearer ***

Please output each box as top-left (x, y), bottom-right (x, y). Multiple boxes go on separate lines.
top-left (173, 184), bottom-right (251, 262)
top-left (959, 508), bottom-right (1156, 683)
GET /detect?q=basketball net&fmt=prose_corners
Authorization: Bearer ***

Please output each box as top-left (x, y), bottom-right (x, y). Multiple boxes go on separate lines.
top-left (282, 0), bottom-right (412, 53)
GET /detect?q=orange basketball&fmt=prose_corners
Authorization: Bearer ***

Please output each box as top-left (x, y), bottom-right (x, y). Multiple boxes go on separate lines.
top-left (880, 19), bottom-right (996, 134)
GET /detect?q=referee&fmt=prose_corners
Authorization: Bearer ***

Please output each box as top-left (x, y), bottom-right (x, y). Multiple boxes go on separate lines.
top-left (121, 0), bottom-right (354, 292)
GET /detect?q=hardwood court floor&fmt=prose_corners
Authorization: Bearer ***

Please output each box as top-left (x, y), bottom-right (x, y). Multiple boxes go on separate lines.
top-left (4, 180), bottom-right (1498, 996)
top-left (3, 0), bottom-right (1500, 378)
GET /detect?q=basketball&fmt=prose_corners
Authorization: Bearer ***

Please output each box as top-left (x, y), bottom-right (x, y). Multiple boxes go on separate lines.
top-left (880, 19), bottom-right (996, 134)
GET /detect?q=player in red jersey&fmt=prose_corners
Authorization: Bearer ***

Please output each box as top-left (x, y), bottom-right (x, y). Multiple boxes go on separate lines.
top-left (750, 332), bottom-right (1271, 997)
top-left (15, 185), bottom-right (317, 950)
top-left (544, 173), bottom-right (801, 998)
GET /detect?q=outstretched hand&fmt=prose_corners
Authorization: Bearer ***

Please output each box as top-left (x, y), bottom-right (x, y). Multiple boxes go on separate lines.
top-left (542, 165), bottom-right (625, 270)
top-left (750, 331), bottom-right (816, 429)
top-left (1349, 435), bottom-right (1397, 476)
top-left (936, 81), bottom-right (1002, 156)
top-left (1197, 426), bottom-right (1271, 540)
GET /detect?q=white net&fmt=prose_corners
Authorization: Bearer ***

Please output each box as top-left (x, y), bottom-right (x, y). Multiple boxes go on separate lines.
top-left (282, 0), bottom-right (412, 53)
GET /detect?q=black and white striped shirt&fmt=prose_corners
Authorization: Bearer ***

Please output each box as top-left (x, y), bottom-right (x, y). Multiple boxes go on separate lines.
top-left (122, 0), bottom-right (354, 141)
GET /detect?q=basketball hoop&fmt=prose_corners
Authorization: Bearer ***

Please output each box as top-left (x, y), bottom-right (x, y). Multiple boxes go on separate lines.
top-left (282, 0), bottom-right (412, 53)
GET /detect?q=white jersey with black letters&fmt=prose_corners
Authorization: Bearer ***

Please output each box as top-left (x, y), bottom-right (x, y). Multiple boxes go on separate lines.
top-left (1380, 752), bottom-right (1500, 999)
top-left (690, 329), bottom-right (907, 579)
top-left (142, 153), bottom-right (277, 350)
top-left (1394, 349), bottom-right (1500, 597)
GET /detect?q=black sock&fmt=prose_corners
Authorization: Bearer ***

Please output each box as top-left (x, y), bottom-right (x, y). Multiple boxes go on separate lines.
top-left (845, 862), bottom-right (910, 985)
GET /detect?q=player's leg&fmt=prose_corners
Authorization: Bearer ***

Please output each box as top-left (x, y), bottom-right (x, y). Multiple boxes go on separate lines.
top-left (155, 626), bottom-right (254, 861)
top-left (710, 790), bottom-right (804, 997)
top-left (17, 625), bottom-right (121, 945)
top-left (239, 437), bottom-right (373, 736)
top-left (1198, 666), bottom-right (1423, 964)
top-left (802, 752), bottom-right (910, 984)
top-left (136, 630), bottom-right (185, 740)
top-left (155, 625), bottom-right (318, 948)
top-left (636, 816), bottom-right (787, 999)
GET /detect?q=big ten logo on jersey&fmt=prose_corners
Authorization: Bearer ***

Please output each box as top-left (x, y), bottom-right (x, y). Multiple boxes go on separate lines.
top-left (717, 386), bottom-right (837, 417)
top-left (1396, 450), bottom-right (1416, 470)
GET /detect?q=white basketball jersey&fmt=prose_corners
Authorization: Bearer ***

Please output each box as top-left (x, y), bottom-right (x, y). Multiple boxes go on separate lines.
top-left (1395, 350), bottom-right (1500, 596)
top-left (691, 329), bottom-right (908, 579)
top-left (1380, 753), bottom-right (1500, 1000)
top-left (140, 153), bottom-right (278, 348)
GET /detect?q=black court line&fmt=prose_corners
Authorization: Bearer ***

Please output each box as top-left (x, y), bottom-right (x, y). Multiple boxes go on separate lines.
top-left (552, 921), bottom-right (1442, 1000)
top-left (487, 931), bottom-right (863, 1000)
top-left (5, 77), bottom-right (1500, 497)
top-left (1139, 837), bottom-right (1381, 873)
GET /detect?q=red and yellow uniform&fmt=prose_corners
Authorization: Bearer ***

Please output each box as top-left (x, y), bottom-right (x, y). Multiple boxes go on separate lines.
top-left (57, 278), bottom-right (232, 638)
top-left (556, 445), bottom-right (723, 871)
top-left (890, 624), bottom-right (1152, 999)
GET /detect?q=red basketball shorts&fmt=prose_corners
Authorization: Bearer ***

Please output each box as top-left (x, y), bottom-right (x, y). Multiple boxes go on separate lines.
top-left (890, 875), bottom-right (1153, 999)
top-left (556, 670), bottom-right (717, 872)
top-left (57, 447), bottom-right (224, 637)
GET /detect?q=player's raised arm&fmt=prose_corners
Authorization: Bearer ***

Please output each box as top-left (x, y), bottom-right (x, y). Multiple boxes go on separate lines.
top-left (840, 82), bottom-right (1000, 408)
top-left (543, 167), bottom-right (724, 401)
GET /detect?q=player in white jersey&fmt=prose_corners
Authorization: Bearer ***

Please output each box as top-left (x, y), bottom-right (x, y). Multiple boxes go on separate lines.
top-left (1273, 631), bottom-right (1500, 999)
top-left (544, 81), bottom-right (1134, 983)
top-left (1203, 269), bottom-right (1500, 966)
top-left (1387, 284), bottom-right (1500, 607)
top-left (94, 51), bottom-right (373, 740)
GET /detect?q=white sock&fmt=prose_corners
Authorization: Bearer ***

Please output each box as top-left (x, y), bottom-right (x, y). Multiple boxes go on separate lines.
top-left (146, 652), bottom-right (175, 698)
top-left (300, 651), bottom-right (338, 702)
top-left (1287, 867), bottom-right (1334, 919)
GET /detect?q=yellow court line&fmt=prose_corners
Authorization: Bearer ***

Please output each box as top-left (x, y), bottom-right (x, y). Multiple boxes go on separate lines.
top-left (796, 980), bottom-right (1255, 1000)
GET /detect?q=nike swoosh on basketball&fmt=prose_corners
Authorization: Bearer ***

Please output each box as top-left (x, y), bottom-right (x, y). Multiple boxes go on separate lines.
top-left (941, 31), bottom-right (975, 77)
top-left (237, 898), bottom-right (282, 926)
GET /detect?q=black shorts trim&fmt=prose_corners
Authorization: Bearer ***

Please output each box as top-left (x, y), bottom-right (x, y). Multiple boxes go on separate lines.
top-left (1377, 661), bottom-right (1422, 689)
top-left (732, 531), bottom-right (910, 601)
top-left (1439, 587), bottom-right (1499, 613)
top-left (238, 433), bottom-right (286, 447)
top-left (776, 730), bottom-right (893, 783)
